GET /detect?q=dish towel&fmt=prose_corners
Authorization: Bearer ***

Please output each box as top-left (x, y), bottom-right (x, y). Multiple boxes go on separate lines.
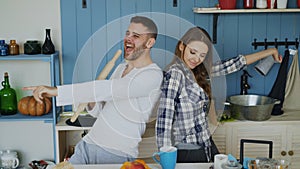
top-left (283, 50), bottom-right (300, 111)
top-left (268, 49), bottom-right (290, 115)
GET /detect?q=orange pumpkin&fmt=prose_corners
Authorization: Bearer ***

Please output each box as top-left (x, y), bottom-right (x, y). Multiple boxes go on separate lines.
top-left (18, 96), bottom-right (52, 116)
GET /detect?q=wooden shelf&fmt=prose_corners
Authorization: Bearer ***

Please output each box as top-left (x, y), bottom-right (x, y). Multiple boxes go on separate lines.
top-left (193, 7), bottom-right (300, 43)
top-left (193, 8), bottom-right (300, 13)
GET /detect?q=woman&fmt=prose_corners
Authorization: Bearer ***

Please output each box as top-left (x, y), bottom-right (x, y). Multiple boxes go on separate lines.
top-left (155, 27), bottom-right (282, 163)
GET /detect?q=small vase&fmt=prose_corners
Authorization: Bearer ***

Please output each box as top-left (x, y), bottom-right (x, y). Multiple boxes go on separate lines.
top-left (42, 29), bottom-right (55, 54)
top-left (9, 40), bottom-right (20, 55)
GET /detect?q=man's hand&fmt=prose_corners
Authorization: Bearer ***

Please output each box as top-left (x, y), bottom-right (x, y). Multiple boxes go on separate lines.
top-left (23, 85), bottom-right (57, 103)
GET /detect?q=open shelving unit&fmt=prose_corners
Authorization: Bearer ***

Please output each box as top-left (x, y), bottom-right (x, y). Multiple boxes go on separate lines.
top-left (0, 52), bottom-right (62, 165)
top-left (193, 7), bottom-right (300, 43)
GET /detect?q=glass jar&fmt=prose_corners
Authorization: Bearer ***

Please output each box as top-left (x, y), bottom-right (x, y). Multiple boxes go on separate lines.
top-left (0, 40), bottom-right (9, 56)
top-left (9, 40), bottom-right (20, 55)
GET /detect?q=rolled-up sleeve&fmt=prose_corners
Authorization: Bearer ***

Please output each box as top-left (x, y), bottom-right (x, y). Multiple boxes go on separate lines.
top-left (211, 55), bottom-right (247, 77)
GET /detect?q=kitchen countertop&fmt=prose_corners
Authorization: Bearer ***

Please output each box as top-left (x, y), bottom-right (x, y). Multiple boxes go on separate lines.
top-left (57, 110), bottom-right (300, 131)
top-left (47, 163), bottom-right (213, 169)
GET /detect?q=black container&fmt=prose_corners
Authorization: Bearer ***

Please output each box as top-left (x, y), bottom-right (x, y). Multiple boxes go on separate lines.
top-left (24, 40), bottom-right (41, 55)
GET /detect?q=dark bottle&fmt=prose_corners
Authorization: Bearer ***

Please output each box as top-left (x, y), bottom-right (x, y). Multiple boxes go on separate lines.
top-left (0, 40), bottom-right (9, 56)
top-left (9, 40), bottom-right (20, 55)
top-left (0, 72), bottom-right (18, 115)
top-left (42, 29), bottom-right (55, 54)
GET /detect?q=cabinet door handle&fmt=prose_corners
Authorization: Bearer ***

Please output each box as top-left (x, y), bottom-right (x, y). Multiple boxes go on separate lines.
top-left (288, 150), bottom-right (294, 156)
top-left (281, 151), bottom-right (287, 156)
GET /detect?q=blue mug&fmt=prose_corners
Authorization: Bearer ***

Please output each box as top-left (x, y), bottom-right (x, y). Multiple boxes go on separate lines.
top-left (152, 146), bottom-right (177, 169)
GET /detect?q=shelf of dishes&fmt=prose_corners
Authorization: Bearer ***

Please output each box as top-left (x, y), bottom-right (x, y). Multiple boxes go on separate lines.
top-left (193, 7), bottom-right (300, 13)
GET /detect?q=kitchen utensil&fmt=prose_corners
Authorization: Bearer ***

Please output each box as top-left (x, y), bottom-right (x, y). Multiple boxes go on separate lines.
top-left (70, 49), bottom-right (122, 123)
top-left (255, 55), bottom-right (275, 76)
top-left (225, 95), bottom-right (280, 121)
top-left (0, 150), bottom-right (19, 169)
top-left (66, 114), bottom-right (96, 127)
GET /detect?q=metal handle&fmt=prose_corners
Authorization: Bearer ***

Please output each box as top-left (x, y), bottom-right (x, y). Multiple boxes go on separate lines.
top-left (281, 151), bottom-right (287, 156)
top-left (288, 150), bottom-right (294, 156)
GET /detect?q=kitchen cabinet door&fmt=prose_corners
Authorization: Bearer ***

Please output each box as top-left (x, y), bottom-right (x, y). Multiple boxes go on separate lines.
top-left (0, 121), bottom-right (54, 165)
top-left (284, 125), bottom-right (300, 168)
top-left (229, 124), bottom-right (285, 160)
top-left (211, 124), bottom-right (227, 154)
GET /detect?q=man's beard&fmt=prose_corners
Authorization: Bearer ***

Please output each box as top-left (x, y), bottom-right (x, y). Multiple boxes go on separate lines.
top-left (126, 43), bottom-right (147, 61)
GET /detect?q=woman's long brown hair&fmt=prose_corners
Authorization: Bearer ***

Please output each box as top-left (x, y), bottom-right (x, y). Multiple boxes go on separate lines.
top-left (174, 27), bottom-right (213, 98)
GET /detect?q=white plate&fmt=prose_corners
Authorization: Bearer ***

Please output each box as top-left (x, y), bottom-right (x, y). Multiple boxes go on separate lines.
top-left (221, 163), bottom-right (242, 169)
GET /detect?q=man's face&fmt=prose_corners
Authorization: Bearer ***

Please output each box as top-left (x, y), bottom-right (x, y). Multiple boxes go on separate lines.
top-left (124, 22), bottom-right (151, 61)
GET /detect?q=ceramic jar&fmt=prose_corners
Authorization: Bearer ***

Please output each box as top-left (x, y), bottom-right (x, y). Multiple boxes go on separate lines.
top-left (0, 40), bottom-right (9, 56)
top-left (256, 0), bottom-right (267, 8)
top-left (244, 0), bottom-right (253, 8)
top-left (0, 150), bottom-right (19, 169)
top-left (24, 40), bottom-right (41, 55)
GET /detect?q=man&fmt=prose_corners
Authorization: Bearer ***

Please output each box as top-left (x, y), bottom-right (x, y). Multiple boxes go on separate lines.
top-left (24, 16), bottom-right (163, 164)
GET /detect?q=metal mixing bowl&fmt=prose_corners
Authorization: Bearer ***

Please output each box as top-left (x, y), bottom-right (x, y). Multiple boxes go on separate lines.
top-left (225, 95), bottom-right (280, 121)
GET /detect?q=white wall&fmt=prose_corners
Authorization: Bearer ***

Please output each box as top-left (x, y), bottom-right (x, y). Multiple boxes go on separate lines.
top-left (0, 0), bottom-right (61, 54)
top-left (0, 0), bottom-right (63, 79)
top-left (0, 0), bottom-right (62, 164)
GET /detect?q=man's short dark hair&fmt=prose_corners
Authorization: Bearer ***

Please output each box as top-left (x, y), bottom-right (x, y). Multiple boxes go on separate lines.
top-left (130, 16), bottom-right (158, 40)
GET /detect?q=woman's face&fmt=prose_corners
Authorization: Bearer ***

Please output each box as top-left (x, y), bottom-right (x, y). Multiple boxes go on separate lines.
top-left (180, 41), bottom-right (208, 69)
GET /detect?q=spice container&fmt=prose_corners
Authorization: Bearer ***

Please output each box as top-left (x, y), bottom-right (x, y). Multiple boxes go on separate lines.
top-left (0, 40), bottom-right (9, 56)
top-left (8, 40), bottom-right (19, 55)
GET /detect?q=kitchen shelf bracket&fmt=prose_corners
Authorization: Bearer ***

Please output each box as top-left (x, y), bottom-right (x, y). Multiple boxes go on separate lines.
top-left (212, 13), bottom-right (220, 44)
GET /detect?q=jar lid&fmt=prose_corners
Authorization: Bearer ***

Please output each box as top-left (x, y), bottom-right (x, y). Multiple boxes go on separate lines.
top-left (2, 150), bottom-right (17, 156)
top-left (26, 40), bottom-right (39, 43)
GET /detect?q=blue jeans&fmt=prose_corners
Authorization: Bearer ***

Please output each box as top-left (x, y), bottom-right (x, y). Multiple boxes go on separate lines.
top-left (69, 140), bottom-right (135, 164)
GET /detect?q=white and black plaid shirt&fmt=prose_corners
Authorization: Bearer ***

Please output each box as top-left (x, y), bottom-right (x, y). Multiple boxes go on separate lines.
top-left (156, 55), bottom-right (246, 158)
